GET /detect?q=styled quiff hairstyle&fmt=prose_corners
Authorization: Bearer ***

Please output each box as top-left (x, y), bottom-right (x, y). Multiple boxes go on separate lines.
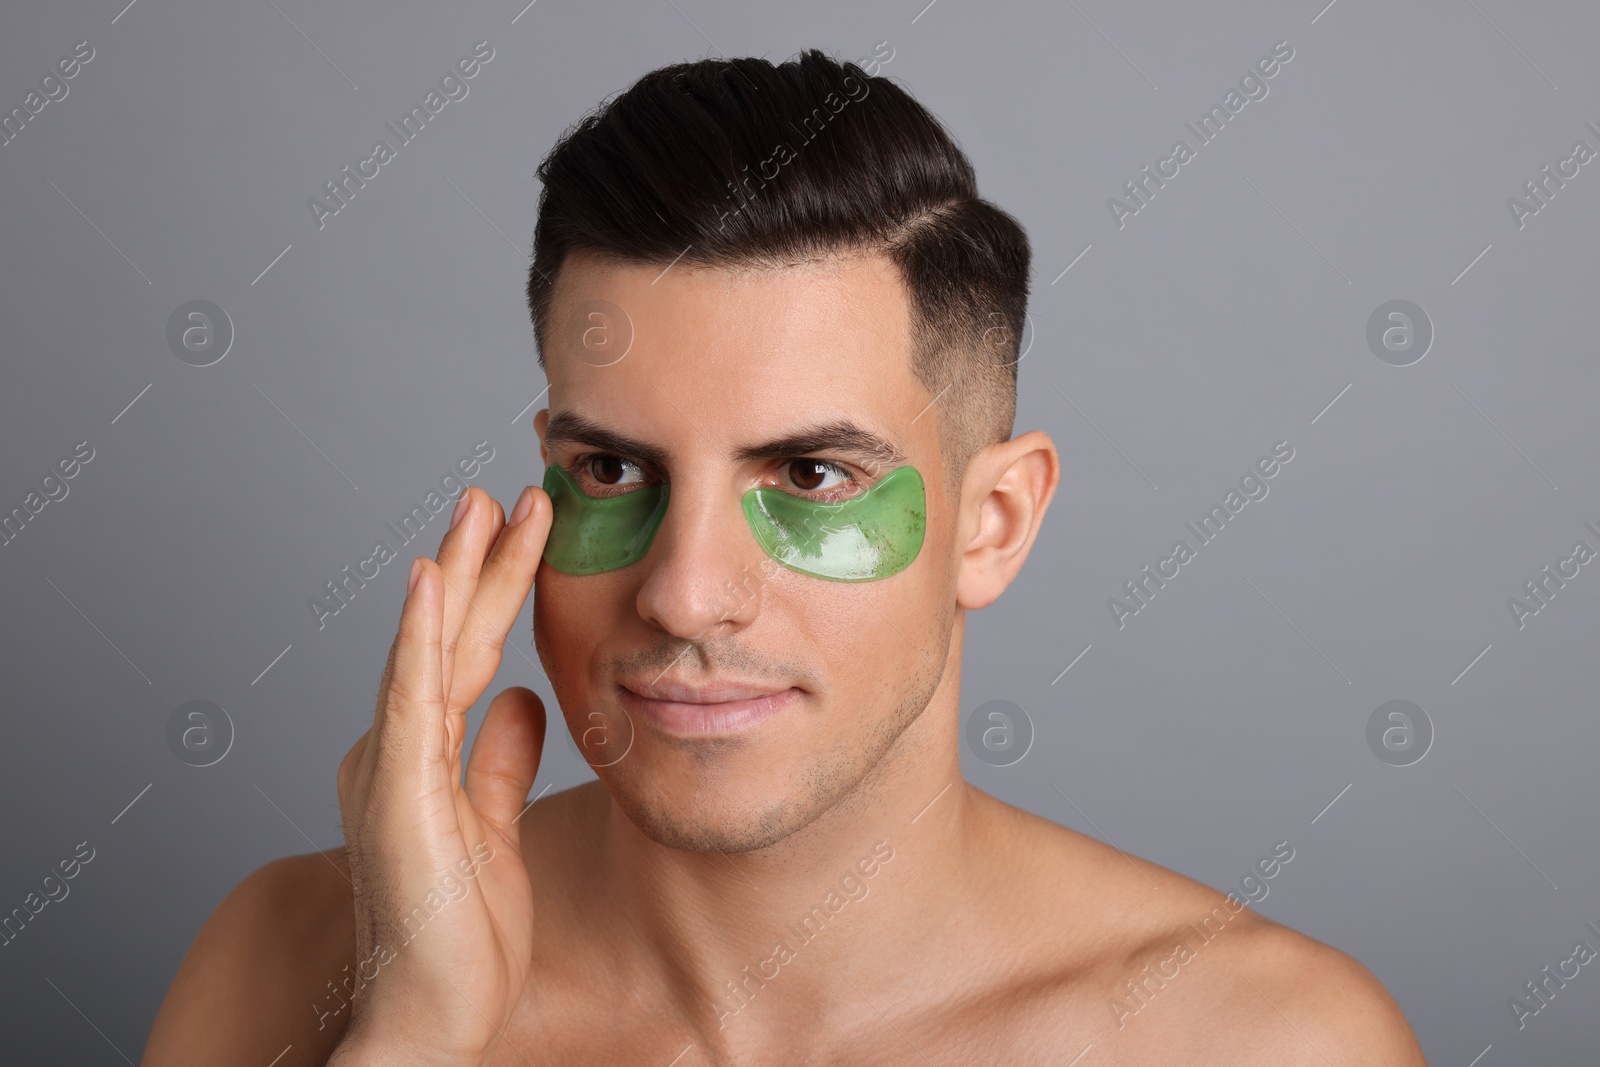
top-left (527, 48), bottom-right (1031, 489)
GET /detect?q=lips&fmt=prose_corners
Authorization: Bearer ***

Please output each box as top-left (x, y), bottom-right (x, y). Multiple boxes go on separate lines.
top-left (617, 677), bottom-right (801, 737)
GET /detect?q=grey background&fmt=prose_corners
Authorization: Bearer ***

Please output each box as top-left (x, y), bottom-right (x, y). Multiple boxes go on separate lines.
top-left (1, 0), bottom-right (1596, 1062)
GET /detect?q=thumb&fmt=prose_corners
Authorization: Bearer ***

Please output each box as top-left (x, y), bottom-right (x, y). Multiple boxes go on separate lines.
top-left (464, 686), bottom-right (547, 835)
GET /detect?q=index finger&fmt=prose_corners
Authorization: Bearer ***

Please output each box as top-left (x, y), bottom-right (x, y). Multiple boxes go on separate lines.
top-left (446, 485), bottom-right (553, 712)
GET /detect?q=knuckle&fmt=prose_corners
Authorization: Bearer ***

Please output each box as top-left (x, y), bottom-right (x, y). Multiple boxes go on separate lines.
top-left (336, 736), bottom-right (366, 794)
top-left (463, 619), bottom-right (508, 660)
top-left (384, 674), bottom-right (443, 714)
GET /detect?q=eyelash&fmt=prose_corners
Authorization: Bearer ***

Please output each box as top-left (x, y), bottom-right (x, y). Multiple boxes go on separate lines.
top-left (565, 452), bottom-right (864, 503)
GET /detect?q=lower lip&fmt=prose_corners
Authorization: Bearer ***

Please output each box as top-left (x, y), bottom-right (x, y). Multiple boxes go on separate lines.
top-left (619, 685), bottom-right (802, 737)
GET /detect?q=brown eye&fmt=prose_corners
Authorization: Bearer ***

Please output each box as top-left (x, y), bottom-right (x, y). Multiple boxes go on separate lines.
top-left (788, 459), bottom-right (847, 493)
top-left (588, 455), bottom-right (644, 486)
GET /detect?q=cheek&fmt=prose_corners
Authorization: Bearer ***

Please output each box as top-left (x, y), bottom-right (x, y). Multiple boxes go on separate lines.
top-left (795, 577), bottom-right (937, 701)
top-left (533, 570), bottom-right (627, 679)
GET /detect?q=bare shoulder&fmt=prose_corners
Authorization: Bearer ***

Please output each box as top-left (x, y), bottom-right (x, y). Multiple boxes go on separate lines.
top-left (140, 781), bottom-right (603, 1066)
top-left (141, 847), bottom-right (357, 1066)
top-left (1191, 918), bottom-right (1427, 1065)
top-left (967, 793), bottom-right (1425, 1065)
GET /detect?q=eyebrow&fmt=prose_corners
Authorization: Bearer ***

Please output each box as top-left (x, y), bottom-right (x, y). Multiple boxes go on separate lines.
top-left (544, 411), bottom-right (909, 472)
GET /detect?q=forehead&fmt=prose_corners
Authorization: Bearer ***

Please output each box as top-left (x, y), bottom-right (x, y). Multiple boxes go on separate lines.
top-left (543, 249), bottom-right (936, 465)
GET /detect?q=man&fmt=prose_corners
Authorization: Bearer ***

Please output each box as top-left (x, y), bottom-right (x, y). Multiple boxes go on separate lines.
top-left (143, 50), bottom-right (1425, 1065)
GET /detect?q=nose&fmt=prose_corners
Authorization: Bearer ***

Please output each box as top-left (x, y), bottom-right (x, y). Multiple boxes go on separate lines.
top-left (633, 477), bottom-right (767, 640)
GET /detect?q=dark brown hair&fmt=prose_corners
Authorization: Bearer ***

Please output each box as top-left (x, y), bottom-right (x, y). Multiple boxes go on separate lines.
top-left (527, 48), bottom-right (1030, 484)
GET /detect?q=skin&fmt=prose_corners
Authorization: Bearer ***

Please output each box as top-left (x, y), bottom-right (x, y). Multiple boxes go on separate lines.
top-left (141, 248), bottom-right (1427, 1066)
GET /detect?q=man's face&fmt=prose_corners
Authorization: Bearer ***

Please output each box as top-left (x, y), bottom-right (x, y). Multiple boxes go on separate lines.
top-left (532, 249), bottom-right (960, 853)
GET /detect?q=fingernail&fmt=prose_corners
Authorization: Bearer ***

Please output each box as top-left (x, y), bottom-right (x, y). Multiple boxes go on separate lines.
top-left (449, 491), bottom-right (470, 531)
top-left (408, 557), bottom-right (423, 594)
top-left (507, 486), bottom-right (534, 527)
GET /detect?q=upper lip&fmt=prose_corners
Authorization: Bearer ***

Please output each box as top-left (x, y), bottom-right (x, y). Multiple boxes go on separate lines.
top-left (619, 676), bottom-right (795, 704)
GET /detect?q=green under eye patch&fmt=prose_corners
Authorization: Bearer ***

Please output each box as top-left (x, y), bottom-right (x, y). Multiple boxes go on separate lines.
top-left (540, 463), bottom-right (925, 582)
top-left (541, 463), bottom-right (670, 575)
top-left (741, 465), bottom-right (926, 581)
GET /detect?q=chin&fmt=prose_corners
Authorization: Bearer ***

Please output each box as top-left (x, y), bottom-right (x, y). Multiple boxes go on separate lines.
top-left (595, 748), bottom-right (834, 854)
top-left (609, 780), bottom-right (805, 853)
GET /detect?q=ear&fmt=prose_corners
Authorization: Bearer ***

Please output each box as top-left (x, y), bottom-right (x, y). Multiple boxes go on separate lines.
top-left (533, 408), bottom-right (549, 465)
top-left (955, 430), bottom-right (1060, 611)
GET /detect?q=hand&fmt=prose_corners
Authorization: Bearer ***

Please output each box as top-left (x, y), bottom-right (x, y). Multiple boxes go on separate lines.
top-left (331, 484), bottom-right (553, 1066)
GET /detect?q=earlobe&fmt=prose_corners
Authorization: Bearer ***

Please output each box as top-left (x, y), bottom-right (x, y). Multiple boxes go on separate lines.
top-left (954, 431), bottom-right (1060, 611)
